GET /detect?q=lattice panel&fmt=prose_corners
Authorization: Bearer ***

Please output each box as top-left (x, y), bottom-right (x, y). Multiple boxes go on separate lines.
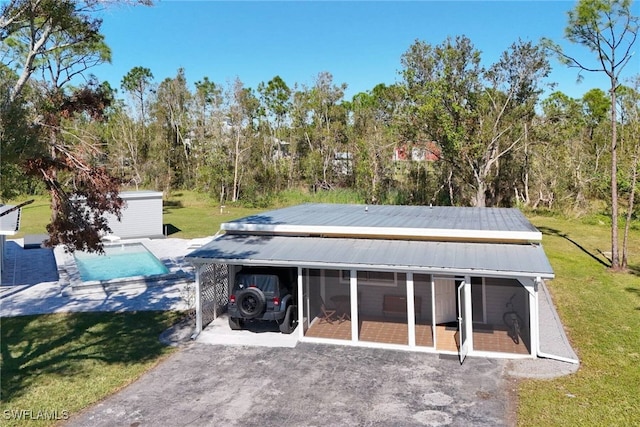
top-left (200, 263), bottom-right (229, 327)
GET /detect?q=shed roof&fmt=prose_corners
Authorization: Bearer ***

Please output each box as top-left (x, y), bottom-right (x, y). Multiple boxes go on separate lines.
top-left (222, 203), bottom-right (542, 243)
top-left (186, 234), bottom-right (554, 279)
top-left (0, 205), bottom-right (22, 236)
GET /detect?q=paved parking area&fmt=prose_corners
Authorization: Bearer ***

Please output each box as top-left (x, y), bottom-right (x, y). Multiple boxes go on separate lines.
top-left (66, 342), bottom-right (511, 427)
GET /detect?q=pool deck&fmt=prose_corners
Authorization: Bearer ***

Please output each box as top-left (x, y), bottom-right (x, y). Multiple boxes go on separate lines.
top-left (0, 237), bottom-right (201, 316)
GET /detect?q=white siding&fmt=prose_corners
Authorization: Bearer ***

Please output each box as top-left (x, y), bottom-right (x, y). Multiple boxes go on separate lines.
top-left (105, 191), bottom-right (164, 239)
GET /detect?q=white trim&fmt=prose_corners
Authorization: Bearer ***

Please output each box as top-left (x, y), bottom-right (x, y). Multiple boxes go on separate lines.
top-left (341, 269), bottom-right (404, 287)
top-left (350, 269), bottom-right (358, 343)
top-left (297, 267), bottom-right (305, 341)
top-left (193, 265), bottom-right (202, 337)
top-left (407, 272), bottom-right (416, 347)
top-left (221, 223), bottom-right (542, 242)
top-left (469, 350), bottom-right (535, 360)
top-left (431, 277), bottom-right (437, 349)
top-left (188, 257), bottom-right (554, 280)
top-left (299, 335), bottom-right (443, 354)
top-left (529, 288), bottom-right (538, 359)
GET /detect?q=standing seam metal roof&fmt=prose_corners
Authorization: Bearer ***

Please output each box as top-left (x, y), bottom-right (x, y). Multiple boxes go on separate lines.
top-left (221, 204), bottom-right (542, 242)
top-left (186, 234), bottom-right (554, 279)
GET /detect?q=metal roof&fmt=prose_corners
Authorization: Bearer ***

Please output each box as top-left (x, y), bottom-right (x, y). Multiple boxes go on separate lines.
top-left (0, 205), bottom-right (21, 236)
top-left (222, 203), bottom-right (542, 243)
top-left (186, 234), bottom-right (554, 279)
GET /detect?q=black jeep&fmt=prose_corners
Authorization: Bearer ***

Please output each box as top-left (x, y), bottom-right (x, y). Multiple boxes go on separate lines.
top-left (227, 267), bottom-right (297, 334)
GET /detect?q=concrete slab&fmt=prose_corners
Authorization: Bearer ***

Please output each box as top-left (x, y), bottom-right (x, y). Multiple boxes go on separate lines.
top-left (197, 314), bottom-right (299, 348)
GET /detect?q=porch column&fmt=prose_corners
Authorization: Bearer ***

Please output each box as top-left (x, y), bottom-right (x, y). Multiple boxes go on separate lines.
top-left (297, 267), bottom-right (304, 340)
top-left (462, 275), bottom-right (473, 352)
top-left (530, 277), bottom-right (541, 358)
top-left (406, 272), bottom-right (416, 347)
top-left (350, 269), bottom-right (358, 343)
top-left (194, 264), bottom-right (203, 335)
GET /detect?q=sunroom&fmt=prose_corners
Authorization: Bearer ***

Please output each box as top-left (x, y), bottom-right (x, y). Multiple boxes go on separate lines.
top-left (186, 203), bottom-right (554, 362)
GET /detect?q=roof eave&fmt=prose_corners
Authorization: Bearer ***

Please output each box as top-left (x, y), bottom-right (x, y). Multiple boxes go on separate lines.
top-left (185, 256), bottom-right (554, 280)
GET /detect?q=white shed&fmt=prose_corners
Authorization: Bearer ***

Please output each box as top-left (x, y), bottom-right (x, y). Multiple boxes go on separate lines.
top-left (105, 191), bottom-right (164, 239)
top-left (0, 203), bottom-right (23, 277)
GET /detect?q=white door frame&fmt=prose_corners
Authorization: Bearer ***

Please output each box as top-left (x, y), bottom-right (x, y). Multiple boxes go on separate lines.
top-left (434, 277), bottom-right (457, 324)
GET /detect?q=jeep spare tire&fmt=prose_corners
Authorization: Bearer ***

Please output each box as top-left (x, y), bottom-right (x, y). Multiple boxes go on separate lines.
top-left (237, 288), bottom-right (267, 319)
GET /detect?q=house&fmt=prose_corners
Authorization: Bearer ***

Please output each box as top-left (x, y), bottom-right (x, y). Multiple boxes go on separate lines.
top-left (393, 141), bottom-right (441, 162)
top-left (186, 203), bottom-right (556, 362)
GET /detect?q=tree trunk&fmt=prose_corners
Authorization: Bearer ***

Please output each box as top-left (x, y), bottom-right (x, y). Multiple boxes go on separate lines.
top-left (474, 182), bottom-right (487, 207)
top-left (232, 129), bottom-right (241, 202)
top-left (610, 87), bottom-right (620, 270)
top-left (621, 142), bottom-right (639, 269)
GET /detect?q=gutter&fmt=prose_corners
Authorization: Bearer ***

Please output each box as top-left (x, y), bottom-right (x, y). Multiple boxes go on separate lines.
top-left (536, 348), bottom-right (579, 364)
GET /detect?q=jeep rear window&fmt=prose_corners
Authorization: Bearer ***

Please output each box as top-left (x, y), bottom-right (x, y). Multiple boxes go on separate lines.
top-left (236, 274), bottom-right (279, 295)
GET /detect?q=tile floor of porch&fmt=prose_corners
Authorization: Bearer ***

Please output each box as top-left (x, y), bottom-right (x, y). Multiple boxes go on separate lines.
top-left (304, 316), bottom-right (529, 355)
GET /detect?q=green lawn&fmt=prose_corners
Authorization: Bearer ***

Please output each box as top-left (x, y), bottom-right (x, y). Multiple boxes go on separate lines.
top-left (9, 188), bottom-right (364, 240)
top-left (3, 190), bottom-right (639, 425)
top-left (519, 215), bottom-right (640, 427)
top-left (0, 311), bottom-right (181, 427)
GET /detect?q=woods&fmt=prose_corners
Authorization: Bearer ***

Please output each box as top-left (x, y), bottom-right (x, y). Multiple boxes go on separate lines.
top-left (1, 0), bottom-right (638, 261)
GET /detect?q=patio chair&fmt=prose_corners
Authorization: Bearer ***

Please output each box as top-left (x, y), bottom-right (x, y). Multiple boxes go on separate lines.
top-left (318, 297), bottom-right (338, 324)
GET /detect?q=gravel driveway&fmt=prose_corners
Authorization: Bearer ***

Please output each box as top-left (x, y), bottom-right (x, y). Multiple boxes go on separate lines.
top-left (66, 342), bottom-right (511, 427)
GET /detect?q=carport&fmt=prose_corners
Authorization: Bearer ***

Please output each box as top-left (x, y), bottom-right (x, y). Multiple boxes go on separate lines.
top-left (186, 203), bottom-right (555, 363)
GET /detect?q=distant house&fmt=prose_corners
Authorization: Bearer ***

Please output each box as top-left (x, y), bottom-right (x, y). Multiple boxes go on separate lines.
top-left (393, 142), bottom-right (441, 162)
top-left (333, 151), bottom-right (353, 175)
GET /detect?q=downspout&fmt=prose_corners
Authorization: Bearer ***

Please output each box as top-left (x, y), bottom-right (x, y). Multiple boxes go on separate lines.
top-left (534, 278), bottom-right (579, 365)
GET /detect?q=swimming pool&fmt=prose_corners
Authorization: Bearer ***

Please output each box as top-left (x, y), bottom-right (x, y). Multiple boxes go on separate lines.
top-left (74, 243), bottom-right (169, 282)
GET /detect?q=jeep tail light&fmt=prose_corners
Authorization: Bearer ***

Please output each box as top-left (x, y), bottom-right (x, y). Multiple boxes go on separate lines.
top-left (273, 296), bottom-right (280, 306)
top-left (229, 294), bottom-right (236, 304)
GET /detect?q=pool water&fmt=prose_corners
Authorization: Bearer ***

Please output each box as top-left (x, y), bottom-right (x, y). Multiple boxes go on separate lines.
top-left (74, 243), bottom-right (169, 282)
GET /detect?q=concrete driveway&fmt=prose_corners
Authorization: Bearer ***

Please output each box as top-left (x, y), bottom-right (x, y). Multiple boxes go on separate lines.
top-left (66, 341), bottom-right (510, 427)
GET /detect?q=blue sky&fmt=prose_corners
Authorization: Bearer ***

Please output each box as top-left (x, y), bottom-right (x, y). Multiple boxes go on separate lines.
top-left (93, 1), bottom-right (639, 101)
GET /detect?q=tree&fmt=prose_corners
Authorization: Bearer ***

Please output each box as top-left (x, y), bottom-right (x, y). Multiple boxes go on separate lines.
top-left (544, 0), bottom-right (639, 270)
top-left (401, 37), bottom-right (550, 207)
top-left (1, 0), bottom-right (152, 252)
top-left (347, 84), bottom-right (402, 203)
top-left (257, 76), bottom-right (292, 190)
top-left (118, 66), bottom-right (155, 187)
top-left (617, 78), bottom-right (640, 268)
top-left (225, 78), bottom-right (260, 202)
top-left (121, 66), bottom-right (154, 124)
top-left (150, 68), bottom-right (192, 191)
top-left (303, 72), bottom-right (348, 188)
top-left (1, 0), bottom-right (152, 104)
top-left (192, 76), bottom-right (226, 198)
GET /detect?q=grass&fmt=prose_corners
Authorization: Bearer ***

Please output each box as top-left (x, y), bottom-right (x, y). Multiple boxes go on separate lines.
top-left (5, 195), bottom-right (51, 238)
top-left (518, 215), bottom-right (640, 427)
top-left (9, 188), bottom-right (364, 240)
top-left (4, 190), bottom-right (640, 425)
top-left (0, 311), bottom-right (182, 427)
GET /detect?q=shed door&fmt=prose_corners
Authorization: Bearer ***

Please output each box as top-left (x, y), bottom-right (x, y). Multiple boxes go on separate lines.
top-left (435, 278), bottom-right (457, 324)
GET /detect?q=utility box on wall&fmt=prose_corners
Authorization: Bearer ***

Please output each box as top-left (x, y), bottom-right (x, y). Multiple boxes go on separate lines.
top-left (106, 191), bottom-right (164, 239)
